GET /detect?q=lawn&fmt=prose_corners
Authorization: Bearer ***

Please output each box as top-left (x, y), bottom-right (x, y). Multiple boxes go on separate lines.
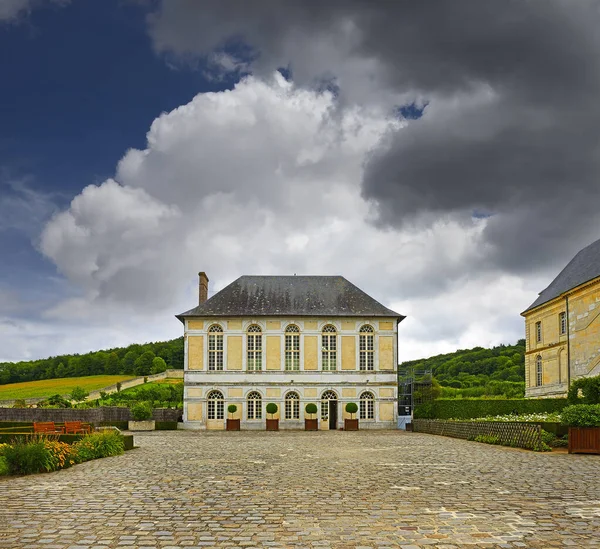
top-left (0, 375), bottom-right (136, 400)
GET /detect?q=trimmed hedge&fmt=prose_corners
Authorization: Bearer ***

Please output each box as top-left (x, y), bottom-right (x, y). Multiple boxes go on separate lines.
top-left (414, 398), bottom-right (569, 420)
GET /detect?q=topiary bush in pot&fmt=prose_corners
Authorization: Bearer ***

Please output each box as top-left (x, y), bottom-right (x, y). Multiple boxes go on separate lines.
top-left (227, 404), bottom-right (240, 431)
top-left (305, 403), bottom-right (318, 431)
top-left (344, 402), bottom-right (359, 431)
top-left (266, 403), bottom-right (279, 431)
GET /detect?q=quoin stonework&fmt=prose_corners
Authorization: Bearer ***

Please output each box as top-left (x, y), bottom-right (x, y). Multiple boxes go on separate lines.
top-left (522, 238), bottom-right (600, 398)
top-left (176, 273), bottom-right (404, 429)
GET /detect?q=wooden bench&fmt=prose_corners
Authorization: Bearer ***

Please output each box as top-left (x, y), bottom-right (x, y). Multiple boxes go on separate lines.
top-left (64, 421), bottom-right (92, 435)
top-left (33, 422), bottom-right (64, 434)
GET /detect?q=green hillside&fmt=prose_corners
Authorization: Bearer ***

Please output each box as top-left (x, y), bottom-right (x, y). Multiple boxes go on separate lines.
top-left (0, 338), bottom-right (184, 386)
top-left (400, 340), bottom-right (526, 398)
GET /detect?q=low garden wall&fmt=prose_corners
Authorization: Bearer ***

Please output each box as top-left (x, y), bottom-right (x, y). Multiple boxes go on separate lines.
top-left (0, 407), bottom-right (181, 426)
top-left (413, 419), bottom-right (543, 450)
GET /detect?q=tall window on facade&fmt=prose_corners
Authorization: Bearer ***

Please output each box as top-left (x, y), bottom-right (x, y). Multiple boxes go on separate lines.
top-left (535, 321), bottom-right (542, 343)
top-left (359, 325), bottom-right (375, 371)
top-left (247, 325), bottom-right (262, 371)
top-left (559, 312), bottom-right (567, 335)
top-left (208, 325), bottom-right (224, 370)
top-left (322, 325), bottom-right (337, 370)
top-left (359, 391), bottom-right (375, 420)
top-left (536, 355), bottom-right (543, 386)
top-left (284, 391), bottom-right (300, 420)
top-left (321, 390), bottom-right (337, 420)
top-left (207, 390), bottom-right (224, 420)
top-left (285, 325), bottom-right (300, 371)
top-left (247, 391), bottom-right (262, 420)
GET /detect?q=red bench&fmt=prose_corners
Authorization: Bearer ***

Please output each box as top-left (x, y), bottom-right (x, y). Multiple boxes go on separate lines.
top-left (64, 421), bottom-right (92, 435)
top-left (33, 422), bottom-right (64, 434)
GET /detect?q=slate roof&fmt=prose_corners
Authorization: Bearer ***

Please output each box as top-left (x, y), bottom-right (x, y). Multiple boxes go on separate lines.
top-left (177, 275), bottom-right (404, 321)
top-left (523, 238), bottom-right (600, 313)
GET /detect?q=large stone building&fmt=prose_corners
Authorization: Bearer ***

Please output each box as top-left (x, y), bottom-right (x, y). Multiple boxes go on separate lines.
top-left (522, 238), bottom-right (600, 398)
top-left (176, 274), bottom-right (404, 429)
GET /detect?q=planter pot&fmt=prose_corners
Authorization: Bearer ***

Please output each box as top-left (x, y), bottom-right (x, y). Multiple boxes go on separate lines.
top-left (128, 420), bottom-right (155, 431)
top-left (568, 426), bottom-right (600, 454)
top-left (344, 418), bottom-right (359, 431)
top-left (405, 422), bottom-right (413, 432)
top-left (266, 419), bottom-right (279, 431)
top-left (305, 418), bottom-right (318, 431)
top-left (226, 419), bottom-right (240, 431)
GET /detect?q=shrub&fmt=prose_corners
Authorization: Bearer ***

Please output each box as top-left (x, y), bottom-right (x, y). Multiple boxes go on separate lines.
top-left (568, 375), bottom-right (600, 404)
top-left (227, 404), bottom-right (237, 418)
top-left (130, 401), bottom-right (153, 421)
top-left (345, 402), bottom-right (358, 418)
top-left (73, 431), bottom-right (124, 462)
top-left (0, 443), bottom-right (10, 456)
top-left (0, 456), bottom-right (8, 476)
top-left (473, 434), bottom-right (500, 445)
top-left (541, 430), bottom-right (568, 448)
top-left (415, 398), bottom-right (568, 420)
top-left (560, 404), bottom-right (600, 427)
top-left (3, 438), bottom-right (53, 474)
top-left (70, 386), bottom-right (89, 402)
top-left (12, 399), bottom-right (27, 409)
top-left (266, 403), bottom-right (278, 417)
top-left (38, 394), bottom-right (72, 408)
top-left (43, 440), bottom-right (77, 470)
top-left (305, 403), bottom-right (318, 417)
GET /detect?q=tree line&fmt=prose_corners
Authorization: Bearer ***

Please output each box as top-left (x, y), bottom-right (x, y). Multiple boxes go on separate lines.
top-left (0, 338), bottom-right (184, 385)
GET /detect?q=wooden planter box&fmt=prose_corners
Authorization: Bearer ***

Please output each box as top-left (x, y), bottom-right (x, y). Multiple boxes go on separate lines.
top-left (266, 419), bottom-right (279, 431)
top-left (226, 419), bottom-right (240, 431)
top-left (568, 426), bottom-right (600, 454)
top-left (305, 418), bottom-right (318, 431)
top-left (344, 419), bottom-right (359, 431)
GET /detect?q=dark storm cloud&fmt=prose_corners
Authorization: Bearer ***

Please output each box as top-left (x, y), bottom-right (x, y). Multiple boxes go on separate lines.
top-left (148, 0), bottom-right (600, 272)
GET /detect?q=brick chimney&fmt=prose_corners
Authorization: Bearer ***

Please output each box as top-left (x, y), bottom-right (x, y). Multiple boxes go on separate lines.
top-left (198, 272), bottom-right (209, 304)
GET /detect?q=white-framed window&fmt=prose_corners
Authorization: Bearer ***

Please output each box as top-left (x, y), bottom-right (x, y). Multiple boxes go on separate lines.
top-left (207, 390), bottom-right (224, 420)
top-left (285, 324), bottom-right (300, 371)
top-left (559, 312), bottom-right (567, 336)
top-left (322, 325), bottom-right (337, 371)
top-left (535, 321), bottom-right (542, 343)
top-left (359, 391), bottom-right (375, 420)
top-left (208, 324), bottom-right (224, 371)
top-left (359, 325), bottom-right (375, 371)
top-left (247, 391), bottom-right (262, 420)
top-left (321, 390), bottom-right (337, 421)
top-left (247, 325), bottom-right (262, 371)
top-left (536, 355), bottom-right (543, 387)
top-left (284, 391), bottom-right (300, 420)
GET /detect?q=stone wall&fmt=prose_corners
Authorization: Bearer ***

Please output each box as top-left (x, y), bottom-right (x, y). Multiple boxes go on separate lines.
top-left (0, 407), bottom-right (181, 425)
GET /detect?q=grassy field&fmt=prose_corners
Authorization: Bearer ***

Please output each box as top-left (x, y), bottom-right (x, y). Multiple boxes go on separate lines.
top-left (0, 375), bottom-right (136, 400)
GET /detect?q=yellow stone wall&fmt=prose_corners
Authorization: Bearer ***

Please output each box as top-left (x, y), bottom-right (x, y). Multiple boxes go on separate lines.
top-left (187, 388), bottom-right (203, 398)
top-left (266, 336), bottom-right (281, 370)
top-left (341, 336), bottom-right (356, 370)
top-left (379, 336), bottom-right (394, 370)
top-left (379, 403), bottom-right (394, 421)
top-left (187, 403), bottom-right (202, 421)
top-left (304, 388), bottom-right (318, 398)
top-left (304, 336), bottom-right (318, 370)
top-left (188, 336), bottom-right (204, 370)
top-left (227, 336), bottom-right (242, 370)
top-left (187, 320), bottom-right (204, 330)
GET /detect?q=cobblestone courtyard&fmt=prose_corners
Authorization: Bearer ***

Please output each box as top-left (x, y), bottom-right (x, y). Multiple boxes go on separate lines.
top-left (0, 430), bottom-right (599, 549)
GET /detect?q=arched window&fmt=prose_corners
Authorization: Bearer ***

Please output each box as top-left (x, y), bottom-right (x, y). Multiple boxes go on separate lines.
top-left (322, 325), bottom-right (337, 371)
top-left (285, 391), bottom-right (300, 420)
top-left (359, 325), bottom-right (375, 371)
top-left (359, 391), bottom-right (375, 420)
top-left (536, 355), bottom-right (543, 387)
top-left (247, 325), bottom-right (262, 371)
top-left (285, 325), bottom-right (300, 371)
top-left (321, 390), bottom-right (337, 421)
top-left (207, 390), bottom-right (224, 420)
top-left (247, 391), bottom-right (262, 420)
top-left (208, 325), bottom-right (224, 371)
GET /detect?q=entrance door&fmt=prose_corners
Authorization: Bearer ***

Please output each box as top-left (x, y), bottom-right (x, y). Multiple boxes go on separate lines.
top-left (329, 399), bottom-right (338, 430)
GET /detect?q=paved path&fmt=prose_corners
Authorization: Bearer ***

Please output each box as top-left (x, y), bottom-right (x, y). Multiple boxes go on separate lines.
top-left (0, 431), bottom-right (599, 548)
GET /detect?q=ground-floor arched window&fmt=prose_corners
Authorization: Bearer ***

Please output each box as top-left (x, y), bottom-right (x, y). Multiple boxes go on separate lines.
top-left (247, 391), bottom-right (262, 420)
top-left (285, 391), bottom-right (300, 419)
top-left (321, 390), bottom-right (337, 421)
top-left (207, 390), bottom-right (224, 420)
top-left (359, 391), bottom-right (375, 420)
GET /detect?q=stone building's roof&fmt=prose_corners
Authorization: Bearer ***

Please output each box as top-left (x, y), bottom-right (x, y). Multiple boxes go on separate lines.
top-left (523, 238), bottom-right (600, 313)
top-left (177, 275), bottom-right (404, 321)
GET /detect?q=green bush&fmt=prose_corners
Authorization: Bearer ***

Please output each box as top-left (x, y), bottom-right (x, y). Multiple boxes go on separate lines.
top-left (266, 403), bottom-right (278, 417)
top-left (227, 404), bottom-right (237, 414)
top-left (560, 404), bottom-right (600, 427)
top-left (70, 386), bottom-right (89, 402)
top-left (73, 431), bottom-right (124, 462)
top-left (130, 401), bottom-right (153, 421)
top-left (541, 429), bottom-right (569, 448)
top-left (12, 399), bottom-right (27, 409)
top-left (38, 394), bottom-right (72, 408)
top-left (473, 434), bottom-right (500, 445)
top-left (3, 439), bottom-right (53, 474)
top-left (0, 456), bottom-right (8, 476)
top-left (345, 402), bottom-right (358, 417)
top-left (305, 403), bottom-right (318, 417)
top-left (415, 398), bottom-right (568, 420)
top-left (568, 375), bottom-right (600, 404)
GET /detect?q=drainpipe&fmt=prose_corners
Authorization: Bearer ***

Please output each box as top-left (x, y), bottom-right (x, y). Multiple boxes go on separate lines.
top-left (566, 295), bottom-right (571, 390)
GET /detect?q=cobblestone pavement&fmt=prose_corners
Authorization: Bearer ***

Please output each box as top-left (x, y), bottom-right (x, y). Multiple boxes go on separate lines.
top-left (1, 430), bottom-right (599, 549)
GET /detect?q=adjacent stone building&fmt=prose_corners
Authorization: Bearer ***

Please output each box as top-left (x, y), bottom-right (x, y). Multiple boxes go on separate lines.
top-left (521, 238), bottom-right (600, 398)
top-left (176, 274), bottom-right (404, 429)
